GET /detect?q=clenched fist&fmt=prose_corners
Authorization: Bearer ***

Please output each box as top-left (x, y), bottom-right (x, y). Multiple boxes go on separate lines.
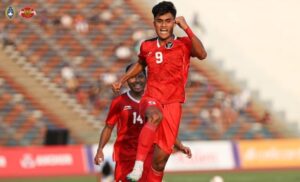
top-left (175, 16), bottom-right (189, 30)
top-left (112, 81), bottom-right (122, 95)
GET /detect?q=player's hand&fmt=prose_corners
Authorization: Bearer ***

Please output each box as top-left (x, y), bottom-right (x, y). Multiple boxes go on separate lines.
top-left (175, 16), bottom-right (189, 30)
top-left (178, 145), bottom-right (192, 158)
top-left (112, 81), bottom-right (122, 95)
top-left (94, 149), bottom-right (104, 165)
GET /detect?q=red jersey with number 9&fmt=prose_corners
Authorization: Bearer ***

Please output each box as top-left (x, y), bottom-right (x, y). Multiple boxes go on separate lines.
top-left (106, 92), bottom-right (144, 161)
top-left (138, 36), bottom-right (192, 104)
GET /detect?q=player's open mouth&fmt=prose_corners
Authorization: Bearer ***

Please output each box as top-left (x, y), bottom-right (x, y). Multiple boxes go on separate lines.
top-left (160, 29), bottom-right (168, 34)
top-left (133, 83), bottom-right (143, 90)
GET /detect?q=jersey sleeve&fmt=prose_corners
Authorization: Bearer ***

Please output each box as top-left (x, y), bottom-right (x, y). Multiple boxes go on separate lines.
top-left (182, 37), bottom-right (192, 57)
top-left (105, 98), bottom-right (120, 126)
top-left (138, 41), bottom-right (147, 65)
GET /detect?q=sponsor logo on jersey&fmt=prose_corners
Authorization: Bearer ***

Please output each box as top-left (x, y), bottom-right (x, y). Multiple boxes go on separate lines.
top-left (165, 42), bottom-right (173, 49)
top-left (19, 7), bottom-right (36, 18)
top-left (5, 6), bottom-right (16, 20)
top-left (123, 105), bottom-right (132, 110)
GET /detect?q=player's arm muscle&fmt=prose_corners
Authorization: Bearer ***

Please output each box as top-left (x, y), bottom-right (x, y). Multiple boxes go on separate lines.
top-left (190, 35), bottom-right (207, 60)
top-left (97, 124), bottom-right (114, 151)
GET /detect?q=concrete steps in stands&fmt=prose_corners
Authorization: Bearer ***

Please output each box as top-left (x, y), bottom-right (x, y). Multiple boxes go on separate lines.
top-left (0, 47), bottom-right (100, 144)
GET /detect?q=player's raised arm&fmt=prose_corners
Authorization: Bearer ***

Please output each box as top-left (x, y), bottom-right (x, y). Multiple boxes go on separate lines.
top-left (112, 61), bottom-right (144, 94)
top-left (175, 16), bottom-right (207, 60)
top-left (94, 124), bottom-right (114, 165)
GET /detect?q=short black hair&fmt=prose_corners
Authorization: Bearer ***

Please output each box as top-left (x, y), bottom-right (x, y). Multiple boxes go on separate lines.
top-left (125, 63), bottom-right (146, 76)
top-left (152, 1), bottom-right (176, 18)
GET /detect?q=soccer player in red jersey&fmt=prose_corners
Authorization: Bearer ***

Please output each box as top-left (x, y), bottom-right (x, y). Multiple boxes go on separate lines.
top-left (95, 64), bottom-right (191, 182)
top-left (112, 1), bottom-right (207, 181)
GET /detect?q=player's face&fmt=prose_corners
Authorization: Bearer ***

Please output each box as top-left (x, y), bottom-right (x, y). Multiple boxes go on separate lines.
top-left (127, 72), bottom-right (146, 93)
top-left (153, 12), bottom-right (175, 41)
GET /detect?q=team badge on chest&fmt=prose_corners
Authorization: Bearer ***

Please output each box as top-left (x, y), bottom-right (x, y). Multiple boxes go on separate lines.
top-left (165, 42), bottom-right (173, 49)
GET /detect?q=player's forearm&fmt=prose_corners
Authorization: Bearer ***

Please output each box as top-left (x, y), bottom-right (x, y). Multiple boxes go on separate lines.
top-left (176, 16), bottom-right (207, 60)
top-left (191, 36), bottom-right (207, 60)
top-left (119, 62), bottom-right (143, 85)
top-left (184, 27), bottom-right (207, 60)
top-left (97, 125), bottom-right (113, 151)
top-left (189, 33), bottom-right (207, 60)
top-left (174, 138), bottom-right (183, 150)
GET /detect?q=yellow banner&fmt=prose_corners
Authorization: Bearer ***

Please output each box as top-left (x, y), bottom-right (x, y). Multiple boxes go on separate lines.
top-left (238, 139), bottom-right (300, 169)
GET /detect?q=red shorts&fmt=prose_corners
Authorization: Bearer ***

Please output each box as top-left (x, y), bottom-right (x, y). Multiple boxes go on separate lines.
top-left (114, 160), bottom-right (134, 182)
top-left (114, 147), bottom-right (153, 182)
top-left (140, 97), bottom-right (182, 154)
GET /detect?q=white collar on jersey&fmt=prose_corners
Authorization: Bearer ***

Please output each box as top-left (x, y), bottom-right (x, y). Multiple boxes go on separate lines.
top-left (156, 35), bottom-right (177, 48)
top-left (126, 91), bottom-right (140, 103)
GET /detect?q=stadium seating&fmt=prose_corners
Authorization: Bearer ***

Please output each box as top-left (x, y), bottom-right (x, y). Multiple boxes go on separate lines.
top-left (0, 69), bottom-right (71, 146)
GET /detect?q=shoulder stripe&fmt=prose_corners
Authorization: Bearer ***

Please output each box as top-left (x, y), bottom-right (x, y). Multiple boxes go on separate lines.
top-left (126, 91), bottom-right (140, 103)
top-left (144, 37), bottom-right (157, 42)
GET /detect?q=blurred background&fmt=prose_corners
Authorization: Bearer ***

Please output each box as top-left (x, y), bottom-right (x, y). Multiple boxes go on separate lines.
top-left (0, 0), bottom-right (300, 182)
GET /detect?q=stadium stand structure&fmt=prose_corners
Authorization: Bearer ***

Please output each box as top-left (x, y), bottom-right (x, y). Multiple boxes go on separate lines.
top-left (0, 0), bottom-right (297, 146)
top-left (0, 68), bottom-right (77, 145)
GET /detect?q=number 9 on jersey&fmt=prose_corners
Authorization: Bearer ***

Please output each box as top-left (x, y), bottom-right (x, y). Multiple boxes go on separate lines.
top-left (155, 51), bottom-right (163, 64)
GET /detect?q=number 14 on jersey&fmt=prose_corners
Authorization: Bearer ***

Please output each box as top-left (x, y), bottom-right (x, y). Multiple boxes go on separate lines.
top-left (133, 112), bottom-right (143, 124)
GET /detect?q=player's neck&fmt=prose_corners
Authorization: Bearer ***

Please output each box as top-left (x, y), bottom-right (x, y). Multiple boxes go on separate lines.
top-left (129, 90), bottom-right (143, 100)
top-left (158, 34), bottom-right (175, 47)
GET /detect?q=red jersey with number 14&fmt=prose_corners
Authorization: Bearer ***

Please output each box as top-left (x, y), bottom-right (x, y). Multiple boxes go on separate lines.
top-left (106, 92), bottom-right (144, 161)
top-left (139, 36), bottom-right (192, 104)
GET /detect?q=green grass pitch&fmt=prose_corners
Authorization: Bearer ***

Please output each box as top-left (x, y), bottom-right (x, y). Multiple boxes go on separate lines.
top-left (2, 170), bottom-right (300, 182)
